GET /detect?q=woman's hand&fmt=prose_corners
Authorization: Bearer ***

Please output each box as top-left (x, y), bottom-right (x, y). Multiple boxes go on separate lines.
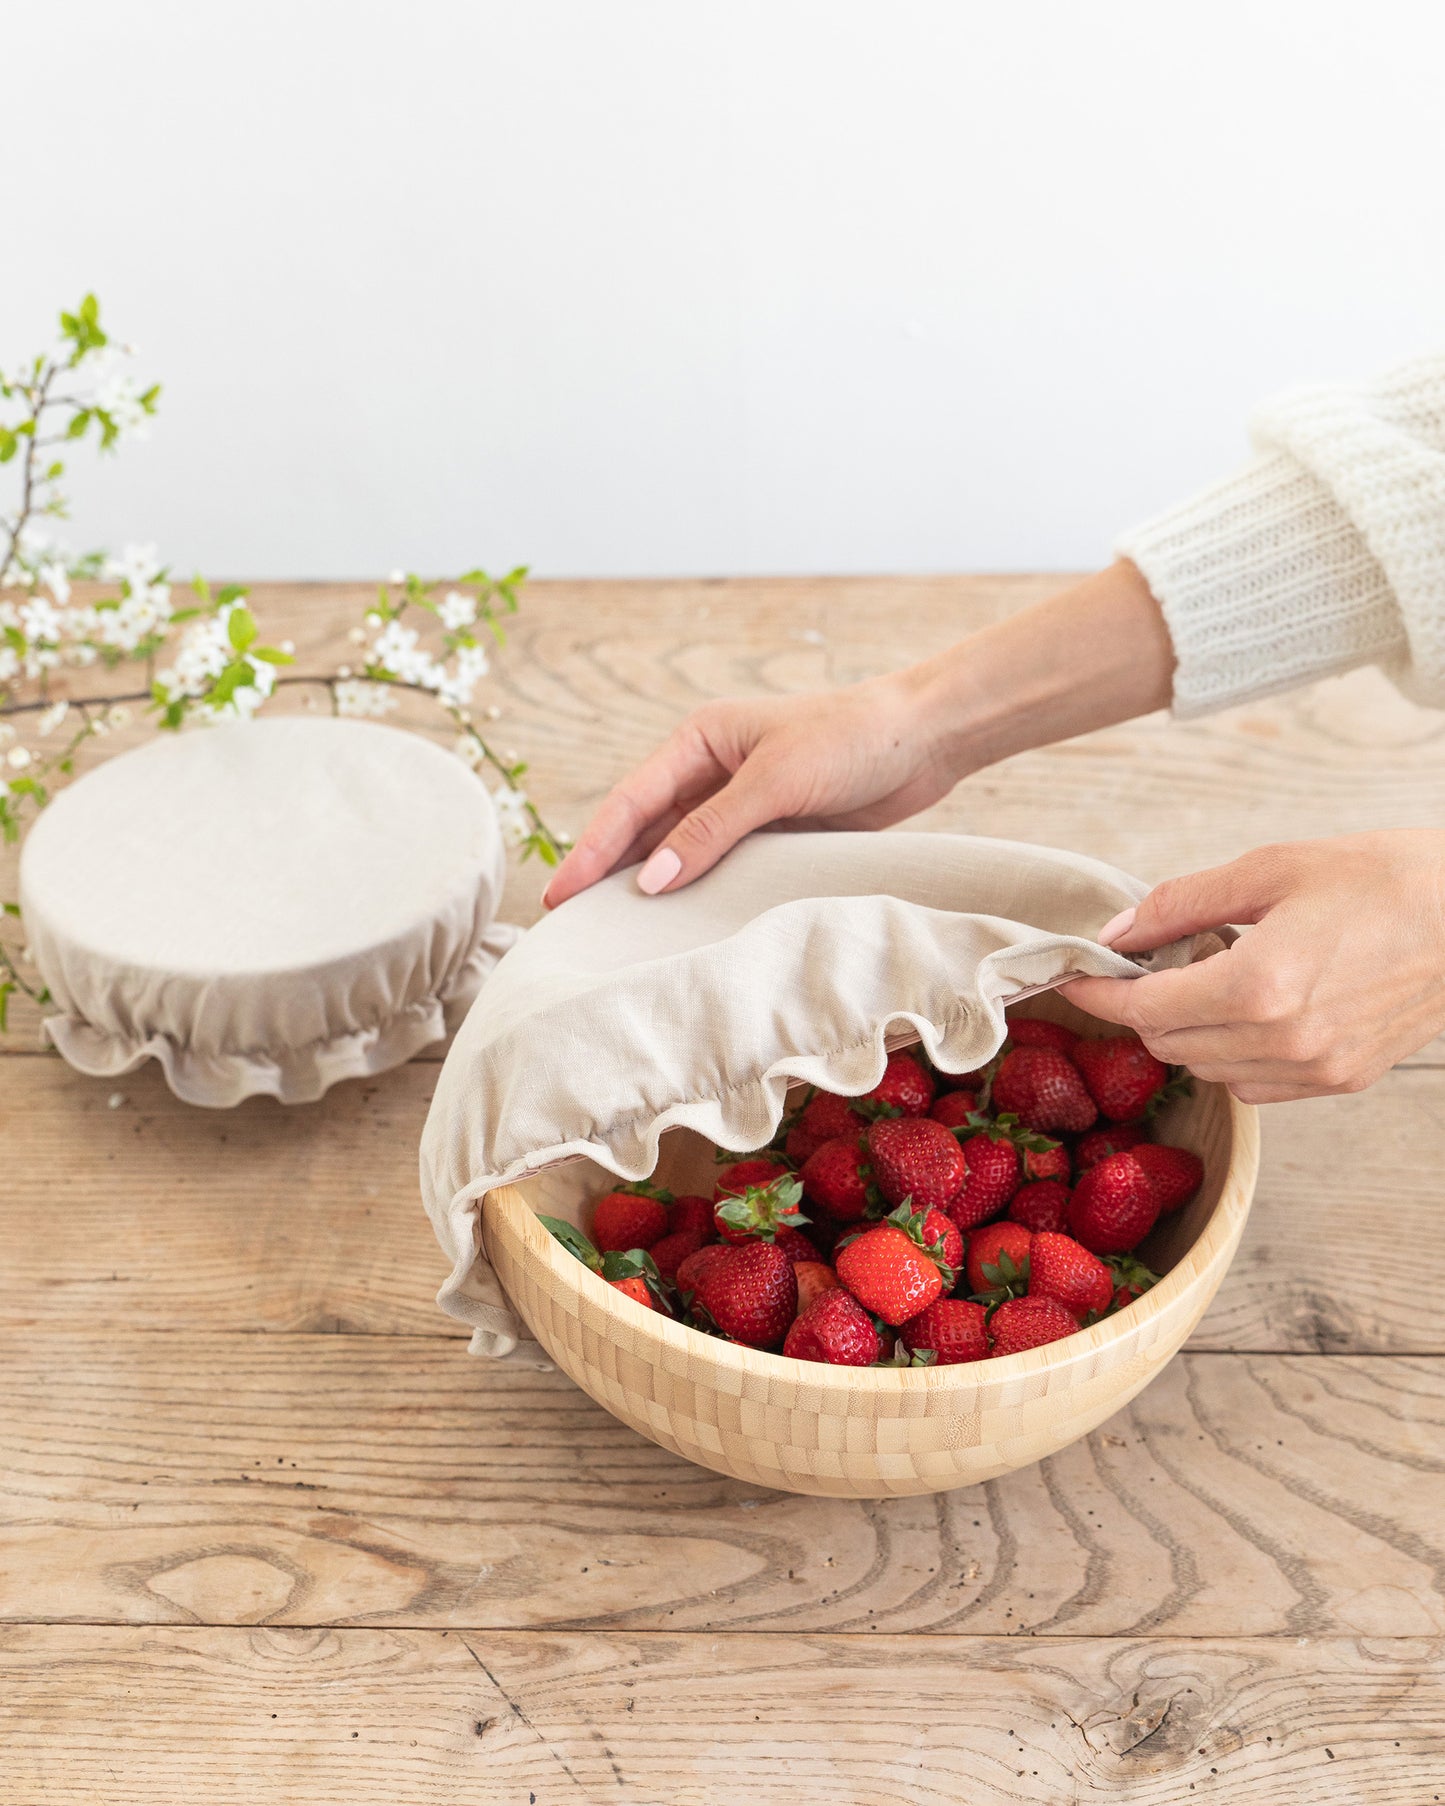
top-left (544, 560), bottom-right (1176, 907)
top-left (542, 668), bottom-right (962, 906)
top-left (1061, 831), bottom-right (1445, 1103)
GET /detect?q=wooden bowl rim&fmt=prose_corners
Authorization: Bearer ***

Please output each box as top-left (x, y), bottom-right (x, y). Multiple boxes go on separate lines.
top-left (485, 1083), bottom-right (1259, 1393)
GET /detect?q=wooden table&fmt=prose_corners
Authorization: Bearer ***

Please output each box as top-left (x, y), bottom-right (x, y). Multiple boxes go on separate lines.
top-left (4, 577), bottom-right (1444, 1804)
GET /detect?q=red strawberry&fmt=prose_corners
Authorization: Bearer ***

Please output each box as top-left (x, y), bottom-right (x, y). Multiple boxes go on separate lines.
top-left (929, 1090), bottom-right (980, 1128)
top-left (1027, 1231), bottom-right (1113, 1319)
top-left (1075, 1123), bottom-right (1150, 1171)
top-left (1021, 1140), bottom-right (1071, 1184)
top-left (861, 1051), bottom-right (934, 1118)
top-left (542, 1216), bottom-right (670, 1310)
top-left (713, 1173), bottom-right (810, 1244)
top-left (693, 1240), bottom-right (798, 1348)
top-left (945, 1067), bottom-right (990, 1090)
top-left (667, 1195), bottom-right (716, 1237)
top-left (867, 1117), bottom-right (967, 1212)
top-left (965, 1220), bottom-right (1032, 1299)
top-left (991, 1047), bottom-right (1097, 1134)
top-left (948, 1131), bottom-right (1021, 1230)
top-left (674, 1241), bottom-right (729, 1295)
top-left (988, 1293), bottom-right (1080, 1356)
top-left (1008, 1179), bottom-right (1072, 1235)
top-left (591, 1188), bottom-right (669, 1253)
top-left (1073, 1035), bottom-right (1169, 1123)
top-left (609, 1274), bottom-right (655, 1309)
top-left (649, 1225), bottom-right (712, 1280)
top-left (793, 1260), bottom-right (841, 1314)
top-left (1006, 1016), bottom-right (1080, 1055)
top-left (714, 1158), bottom-right (791, 1202)
top-left (899, 1297), bottom-right (989, 1364)
top-left (786, 1091), bottom-right (865, 1162)
top-left (772, 1224), bottom-right (823, 1264)
top-left (1131, 1142), bottom-right (1204, 1214)
top-left (801, 1135), bottom-right (874, 1222)
top-left (1105, 1252), bottom-right (1161, 1312)
top-left (835, 1217), bottom-right (947, 1325)
top-left (1067, 1152), bottom-right (1160, 1255)
top-left (918, 1205), bottom-right (963, 1277)
top-left (783, 1287), bottom-right (882, 1365)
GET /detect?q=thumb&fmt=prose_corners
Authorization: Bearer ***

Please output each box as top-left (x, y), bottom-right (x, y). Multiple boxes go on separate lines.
top-left (634, 763), bottom-right (784, 894)
top-left (1102, 847), bottom-right (1290, 953)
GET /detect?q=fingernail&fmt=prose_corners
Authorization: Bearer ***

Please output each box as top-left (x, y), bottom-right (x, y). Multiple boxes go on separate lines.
top-left (637, 847), bottom-right (682, 895)
top-left (1097, 906), bottom-right (1137, 948)
top-left (540, 883), bottom-right (557, 911)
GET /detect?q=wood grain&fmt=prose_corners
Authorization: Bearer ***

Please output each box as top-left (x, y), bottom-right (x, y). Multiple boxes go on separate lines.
top-left (4, 1057), bottom-right (1441, 1353)
top-left (1, 1332), bottom-right (1441, 1639)
top-left (3, 1625), bottom-right (1441, 1806)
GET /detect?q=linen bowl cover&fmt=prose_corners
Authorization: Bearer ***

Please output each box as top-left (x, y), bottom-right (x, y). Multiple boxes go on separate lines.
top-left (20, 716), bottom-right (517, 1105)
top-left (421, 830), bottom-right (1211, 1357)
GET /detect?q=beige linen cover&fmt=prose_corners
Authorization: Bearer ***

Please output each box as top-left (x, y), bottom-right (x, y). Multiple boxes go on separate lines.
top-left (422, 831), bottom-right (1208, 1357)
top-left (20, 717), bottom-right (517, 1106)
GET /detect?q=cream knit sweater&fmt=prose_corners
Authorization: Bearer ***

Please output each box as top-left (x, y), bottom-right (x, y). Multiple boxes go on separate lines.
top-left (1115, 355), bottom-right (1445, 718)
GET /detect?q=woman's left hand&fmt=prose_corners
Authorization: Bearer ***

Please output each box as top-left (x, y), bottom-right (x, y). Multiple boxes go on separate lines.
top-left (1060, 830), bottom-right (1445, 1104)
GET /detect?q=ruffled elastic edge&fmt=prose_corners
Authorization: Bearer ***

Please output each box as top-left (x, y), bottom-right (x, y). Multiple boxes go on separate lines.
top-left (41, 916), bottom-right (525, 1109)
top-left (436, 930), bottom-right (1219, 1359)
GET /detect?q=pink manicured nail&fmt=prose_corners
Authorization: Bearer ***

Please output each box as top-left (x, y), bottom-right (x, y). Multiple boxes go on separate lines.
top-left (1097, 906), bottom-right (1137, 948)
top-left (637, 847), bottom-right (682, 895)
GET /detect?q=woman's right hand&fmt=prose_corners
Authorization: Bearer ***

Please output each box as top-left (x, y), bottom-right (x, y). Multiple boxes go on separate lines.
top-left (542, 668), bottom-right (960, 906)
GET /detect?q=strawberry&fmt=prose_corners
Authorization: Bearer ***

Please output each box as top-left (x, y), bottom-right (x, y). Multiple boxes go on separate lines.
top-left (693, 1240), bottom-right (798, 1347)
top-left (918, 1205), bottom-right (964, 1277)
top-left (965, 1220), bottom-right (1032, 1299)
top-left (867, 1117), bottom-right (967, 1212)
top-left (1105, 1251), bottom-right (1161, 1312)
top-left (1008, 1179), bottom-right (1072, 1235)
top-left (714, 1158), bottom-right (792, 1202)
top-left (899, 1297), bottom-right (989, 1364)
top-left (1075, 1123), bottom-right (1150, 1171)
top-left (1131, 1142), bottom-right (1204, 1214)
top-left (591, 1186), bottom-right (669, 1252)
top-left (1072, 1035), bottom-right (1169, 1123)
top-left (609, 1274), bottom-right (655, 1309)
top-left (649, 1225), bottom-right (712, 1280)
top-left (801, 1135), bottom-right (875, 1222)
top-left (1027, 1230), bottom-right (1112, 1319)
top-left (772, 1224), bottom-right (823, 1264)
top-left (835, 1211), bottom-right (949, 1325)
top-left (860, 1051), bottom-right (934, 1118)
top-left (1021, 1140), bottom-right (1071, 1184)
top-left (948, 1130), bottom-right (1021, 1230)
top-left (793, 1260), bottom-right (841, 1314)
top-left (785, 1091), bottom-right (865, 1163)
top-left (714, 1173), bottom-right (810, 1244)
top-left (1067, 1152), bottom-right (1160, 1255)
top-left (929, 1090), bottom-right (980, 1128)
top-left (666, 1194), bottom-right (717, 1237)
top-left (1005, 1016), bottom-right (1080, 1055)
top-left (988, 1293), bottom-right (1080, 1356)
top-left (674, 1241), bottom-right (729, 1295)
top-left (540, 1215), bottom-right (668, 1309)
top-left (783, 1287), bottom-right (882, 1365)
top-left (991, 1047), bottom-right (1097, 1134)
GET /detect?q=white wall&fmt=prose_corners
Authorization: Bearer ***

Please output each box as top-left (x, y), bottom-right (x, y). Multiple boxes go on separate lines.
top-left (5, 1), bottom-right (1442, 580)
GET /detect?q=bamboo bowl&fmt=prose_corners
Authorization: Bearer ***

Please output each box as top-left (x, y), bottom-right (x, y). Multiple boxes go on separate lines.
top-left (481, 995), bottom-right (1260, 1499)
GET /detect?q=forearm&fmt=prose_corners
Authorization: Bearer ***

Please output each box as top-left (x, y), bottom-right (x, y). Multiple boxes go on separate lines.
top-left (905, 559), bottom-right (1175, 780)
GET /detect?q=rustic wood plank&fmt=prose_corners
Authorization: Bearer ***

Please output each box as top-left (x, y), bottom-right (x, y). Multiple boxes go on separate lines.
top-left (4, 1057), bottom-right (1441, 1353)
top-left (1, 1333), bottom-right (1441, 1638)
top-left (2, 1624), bottom-right (1441, 1805)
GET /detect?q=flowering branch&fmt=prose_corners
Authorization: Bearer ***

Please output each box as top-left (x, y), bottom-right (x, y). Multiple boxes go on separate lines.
top-left (0, 295), bottom-right (569, 1027)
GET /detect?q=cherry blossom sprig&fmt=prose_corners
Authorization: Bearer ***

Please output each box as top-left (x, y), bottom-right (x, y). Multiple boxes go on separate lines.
top-left (0, 296), bottom-right (568, 1032)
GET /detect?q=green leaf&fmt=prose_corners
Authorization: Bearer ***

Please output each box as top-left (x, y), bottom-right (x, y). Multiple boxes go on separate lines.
top-left (191, 574), bottom-right (213, 607)
top-left (536, 1214), bottom-right (600, 1271)
top-left (66, 409), bottom-right (92, 440)
top-left (249, 645), bottom-right (294, 665)
top-left (0, 428), bottom-right (16, 464)
top-left (2, 902), bottom-right (21, 917)
top-left (226, 606), bottom-right (257, 652)
top-left (0, 981), bottom-right (11, 1034)
top-left (216, 584), bottom-right (248, 606)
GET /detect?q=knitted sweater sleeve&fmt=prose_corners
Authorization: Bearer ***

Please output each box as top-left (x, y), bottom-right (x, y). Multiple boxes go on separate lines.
top-left (1114, 355), bottom-right (1445, 718)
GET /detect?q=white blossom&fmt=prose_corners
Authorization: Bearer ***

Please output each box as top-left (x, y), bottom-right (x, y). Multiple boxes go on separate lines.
top-left (39, 562), bottom-right (71, 607)
top-left (493, 784), bottom-right (531, 848)
top-left (93, 358), bottom-right (150, 440)
top-left (36, 700), bottom-right (69, 736)
top-left (434, 641), bottom-right (489, 709)
top-left (7, 745), bottom-right (33, 769)
top-left (438, 589), bottom-right (476, 631)
top-left (388, 569), bottom-right (405, 586)
top-left (453, 732), bottom-right (485, 769)
top-left (334, 679), bottom-right (396, 718)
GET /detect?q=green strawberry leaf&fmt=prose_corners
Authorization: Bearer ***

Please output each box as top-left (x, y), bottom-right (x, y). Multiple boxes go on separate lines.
top-left (853, 1097), bottom-right (903, 1122)
top-left (618, 1180), bottom-right (675, 1204)
top-left (538, 1214), bottom-right (601, 1272)
top-left (969, 1249), bottom-right (1030, 1307)
top-left (876, 1339), bottom-right (937, 1367)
